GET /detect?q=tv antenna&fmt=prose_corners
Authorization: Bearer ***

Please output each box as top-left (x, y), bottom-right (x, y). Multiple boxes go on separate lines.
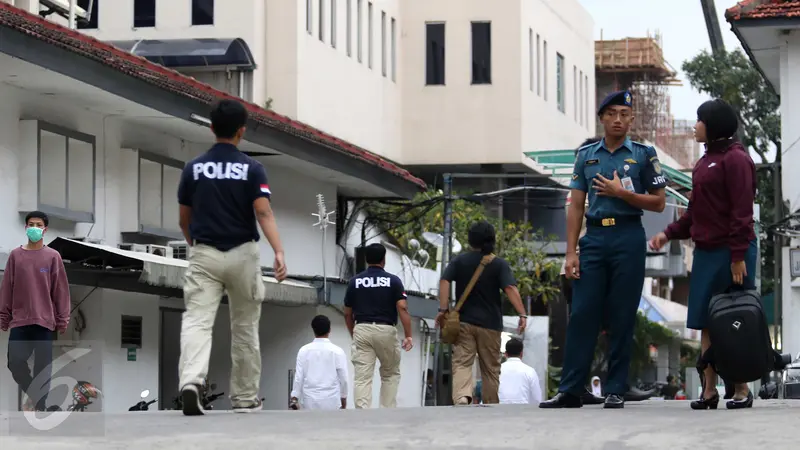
top-left (312, 194), bottom-right (336, 304)
top-left (422, 231), bottom-right (462, 273)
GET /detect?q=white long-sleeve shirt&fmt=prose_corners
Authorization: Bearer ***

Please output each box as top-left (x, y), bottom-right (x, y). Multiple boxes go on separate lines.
top-left (498, 358), bottom-right (542, 405)
top-left (290, 338), bottom-right (349, 410)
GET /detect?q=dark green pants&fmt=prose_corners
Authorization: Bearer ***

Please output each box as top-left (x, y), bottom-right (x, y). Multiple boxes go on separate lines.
top-left (559, 222), bottom-right (645, 396)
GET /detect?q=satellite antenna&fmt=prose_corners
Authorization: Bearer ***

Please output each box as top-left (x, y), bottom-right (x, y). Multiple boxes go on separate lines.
top-left (422, 231), bottom-right (463, 273)
top-left (311, 194), bottom-right (336, 304)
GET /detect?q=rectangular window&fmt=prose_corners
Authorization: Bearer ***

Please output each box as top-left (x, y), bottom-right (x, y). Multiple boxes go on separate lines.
top-left (556, 53), bottom-right (565, 113)
top-left (319, 0), bottom-right (325, 41)
top-left (191, 0), bottom-right (214, 26)
top-left (391, 17), bottom-right (397, 82)
top-left (425, 22), bottom-right (445, 85)
top-left (76, 0), bottom-right (98, 29)
top-left (471, 21), bottom-right (491, 84)
top-left (331, 0), bottom-right (337, 48)
top-left (579, 70), bottom-right (584, 126)
top-left (138, 153), bottom-right (183, 235)
top-left (133, 0), bottom-right (155, 28)
top-left (543, 40), bottom-right (548, 101)
top-left (357, 0), bottom-right (363, 62)
top-left (528, 28), bottom-right (533, 91)
top-left (585, 74), bottom-right (590, 129)
top-left (381, 11), bottom-right (387, 77)
top-left (306, 0), bottom-right (313, 34)
top-left (573, 65), bottom-right (578, 120)
top-left (536, 34), bottom-right (541, 96)
top-left (346, 0), bottom-right (352, 55)
top-left (368, 2), bottom-right (373, 69)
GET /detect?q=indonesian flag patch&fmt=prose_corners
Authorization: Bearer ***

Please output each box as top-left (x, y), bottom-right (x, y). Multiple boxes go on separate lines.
top-left (260, 184), bottom-right (271, 194)
top-left (402, 291), bottom-right (408, 298)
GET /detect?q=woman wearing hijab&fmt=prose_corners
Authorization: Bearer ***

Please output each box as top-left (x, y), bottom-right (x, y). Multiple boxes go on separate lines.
top-left (590, 376), bottom-right (602, 397)
top-left (649, 99), bottom-right (757, 410)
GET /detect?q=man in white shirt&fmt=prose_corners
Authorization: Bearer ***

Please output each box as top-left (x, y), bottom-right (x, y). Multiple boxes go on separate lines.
top-left (290, 315), bottom-right (348, 410)
top-left (498, 338), bottom-right (542, 405)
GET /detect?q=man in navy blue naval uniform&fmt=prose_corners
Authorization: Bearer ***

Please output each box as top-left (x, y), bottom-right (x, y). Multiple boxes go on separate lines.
top-left (344, 243), bottom-right (413, 409)
top-left (540, 90), bottom-right (667, 409)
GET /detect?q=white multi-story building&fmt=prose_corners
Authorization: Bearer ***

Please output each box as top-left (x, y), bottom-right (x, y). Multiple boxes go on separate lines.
top-left (0, 1), bottom-right (436, 412)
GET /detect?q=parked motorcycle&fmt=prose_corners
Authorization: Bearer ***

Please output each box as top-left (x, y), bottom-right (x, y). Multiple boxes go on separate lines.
top-left (129, 389), bottom-right (158, 411)
top-left (66, 380), bottom-right (102, 412)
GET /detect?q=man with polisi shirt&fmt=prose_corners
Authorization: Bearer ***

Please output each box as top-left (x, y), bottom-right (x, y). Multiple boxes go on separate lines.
top-left (344, 243), bottom-right (413, 409)
top-left (177, 99), bottom-right (287, 416)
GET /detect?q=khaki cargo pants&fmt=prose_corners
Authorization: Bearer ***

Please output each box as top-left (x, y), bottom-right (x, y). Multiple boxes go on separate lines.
top-left (451, 323), bottom-right (501, 404)
top-left (179, 242), bottom-right (265, 407)
top-left (351, 323), bottom-right (401, 409)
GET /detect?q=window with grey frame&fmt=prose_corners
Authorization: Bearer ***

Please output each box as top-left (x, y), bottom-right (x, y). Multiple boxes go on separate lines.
top-left (37, 123), bottom-right (96, 223)
top-left (346, 0), bottom-right (352, 56)
top-left (306, 0), bottom-right (313, 34)
top-left (76, 0), bottom-right (98, 29)
top-left (180, 68), bottom-right (253, 101)
top-left (367, 1), bottom-right (373, 69)
top-left (331, 0), bottom-right (337, 48)
top-left (391, 17), bottom-right (397, 82)
top-left (357, 0), bottom-right (363, 62)
top-left (191, 0), bottom-right (213, 26)
top-left (579, 70), bottom-right (584, 126)
top-left (536, 34), bottom-right (541, 96)
top-left (529, 28), bottom-right (533, 91)
top-left (471, 21), bottom-right (491, 84)
top-left (319, 0), bottom-right (325, 42)
top-left (138, 152), bottom-right (183, 237)
top-left (381, 11), bottom-right (387, 77)
top-left (543, 40), bottom-right (548, 101)
top-left (585, 74), bottom-right (589, 128)
top-left (556, 53), bottom-right (565, 113)
top-left (573, 65), bottom-right (577, 120)
top-left (133, 0), bottom-right (155, 28)
top-left (425, 22), bottom-right (445, 85)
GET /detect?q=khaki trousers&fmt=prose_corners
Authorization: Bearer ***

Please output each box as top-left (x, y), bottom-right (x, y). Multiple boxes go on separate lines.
top-left (178, 242), bottom-right (265, 407)
top-left (451, 323), bottom-right (501, 404)
top-left (351, 323), bottom-right (401, 409)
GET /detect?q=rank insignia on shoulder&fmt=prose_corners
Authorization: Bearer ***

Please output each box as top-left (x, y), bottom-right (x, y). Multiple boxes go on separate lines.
top-left (572, 174), bottom-right (579, 181)
top-left (653, 161), bottom-right (662, 174)
top-left (650, 156), bottom-right (658, 162)
top-left (624, 158), bottom-right (637, 164)
top-left (585, 159), bottom-right (599, 165)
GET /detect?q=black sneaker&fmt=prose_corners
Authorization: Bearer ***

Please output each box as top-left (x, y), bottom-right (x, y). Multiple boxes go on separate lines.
top-left (181, 384), bottom-right (205, 416)
top-left (604, 394), bottom-right (625, 409)
top-left (232, 397), bottom-right (263, 414)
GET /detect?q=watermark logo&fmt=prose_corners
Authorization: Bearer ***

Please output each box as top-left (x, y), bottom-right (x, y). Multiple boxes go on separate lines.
top-left (2, 339), bottom-right (104, 437)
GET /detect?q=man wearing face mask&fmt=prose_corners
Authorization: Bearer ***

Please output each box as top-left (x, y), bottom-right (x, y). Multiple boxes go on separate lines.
top-left (0, 211), bottom-right (71, 411)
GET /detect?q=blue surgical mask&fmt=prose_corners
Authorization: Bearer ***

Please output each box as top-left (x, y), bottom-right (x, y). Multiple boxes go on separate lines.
top-left (26, 227), bottom-right (44, 243)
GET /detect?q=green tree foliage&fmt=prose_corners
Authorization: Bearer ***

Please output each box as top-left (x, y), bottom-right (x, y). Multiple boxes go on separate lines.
top-left (682, 49), bottom-right (786, 295)
top-left (364, 189), bottom-right (562, 307)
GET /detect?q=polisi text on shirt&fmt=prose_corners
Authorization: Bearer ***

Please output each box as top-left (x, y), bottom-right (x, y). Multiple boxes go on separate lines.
top-left (355, 277), bottom-right (391, 289)
top-left (193, 162), bottom-right (250, 181)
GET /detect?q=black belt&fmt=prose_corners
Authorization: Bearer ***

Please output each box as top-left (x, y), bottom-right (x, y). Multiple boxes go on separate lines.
top-left (356, 321), bottom-right (395, 326)
top-left (586, 216), bottom-right (641, 227)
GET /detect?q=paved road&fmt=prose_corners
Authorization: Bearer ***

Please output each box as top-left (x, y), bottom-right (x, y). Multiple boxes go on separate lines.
top-left (0, 400), bottom-right (797, 449)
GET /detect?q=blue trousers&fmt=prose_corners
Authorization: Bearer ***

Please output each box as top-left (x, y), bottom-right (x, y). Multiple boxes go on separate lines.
top-left (7, 325), bottom-right (54, 410)
top-left (559, 222), bottom-right (646, 396)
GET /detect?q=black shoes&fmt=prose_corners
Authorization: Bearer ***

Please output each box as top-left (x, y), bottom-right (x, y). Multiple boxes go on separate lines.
top-left (181, 384), bottom-right (205, 416)
top-left (690, 391), bottom-right (720, 410)
top-left (581, 389), bottom-right (606, 405)
top-left (539, 392), bottom-right (582, 408)
top-left (726, 390), bottom-right (753, 410)
top-left (623, 386), bottom-right (657, 402)
top-left (604, 394), bottom-right (624, 409)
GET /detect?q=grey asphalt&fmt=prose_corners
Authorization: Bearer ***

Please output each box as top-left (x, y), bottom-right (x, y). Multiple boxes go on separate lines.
top-left (0, 400), bottom-right (798, 449)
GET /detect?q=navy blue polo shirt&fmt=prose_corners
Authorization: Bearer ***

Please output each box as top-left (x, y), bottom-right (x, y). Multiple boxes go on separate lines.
top-left (177, 143), bottom-right (271, 251)
top-left (569, 138), bottom-right (667, 220)
top-left (344, 266), bottom-right (407, 325)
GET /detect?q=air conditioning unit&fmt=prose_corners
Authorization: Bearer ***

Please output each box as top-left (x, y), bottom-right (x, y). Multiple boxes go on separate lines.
top-left (40, 0), bottom-right (90, 20)
top-left (118, 243), bottom-right (148, 253)
top-left (168, 241), bottom-right (189, 260)
top-left (146, 244), bottom-right (173, 258)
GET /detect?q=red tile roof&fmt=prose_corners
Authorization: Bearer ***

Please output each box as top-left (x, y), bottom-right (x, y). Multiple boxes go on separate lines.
top-left (726, 0), bottom-right (800, 21)
top-left (0, 3), bottom-right (426, 191)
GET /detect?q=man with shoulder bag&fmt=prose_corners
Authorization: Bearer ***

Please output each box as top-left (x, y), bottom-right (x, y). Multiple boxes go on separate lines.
top-left (436, 221), bottom-right (527, 405)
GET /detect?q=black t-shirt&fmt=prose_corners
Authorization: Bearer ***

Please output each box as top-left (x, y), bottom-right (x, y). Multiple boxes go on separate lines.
top-left (344, 267), bottom-right (407, 325)
top-left (177, 144), bottom-right (271, 251)
top-left (442, 251), bottom-right (516, 331)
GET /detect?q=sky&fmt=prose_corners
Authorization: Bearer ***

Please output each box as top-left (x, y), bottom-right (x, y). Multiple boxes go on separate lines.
top-left (578, 0), bottom-right (744, 121)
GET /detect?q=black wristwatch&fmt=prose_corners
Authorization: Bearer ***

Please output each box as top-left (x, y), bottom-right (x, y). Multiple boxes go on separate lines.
top-left (438, 308), bottom-right (449, 313)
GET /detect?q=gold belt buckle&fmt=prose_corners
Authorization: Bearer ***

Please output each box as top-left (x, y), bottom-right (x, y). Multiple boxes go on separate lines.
top-left (601, 218), bottom-right (616, 227)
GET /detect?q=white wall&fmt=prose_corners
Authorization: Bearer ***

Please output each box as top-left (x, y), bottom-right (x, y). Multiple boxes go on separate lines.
top-left (400, 0), bottom-right (595, 165)
top-left (780, 33), bottom-right (800, 358)
top-left (76, 0), bottom-right (268, 106)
